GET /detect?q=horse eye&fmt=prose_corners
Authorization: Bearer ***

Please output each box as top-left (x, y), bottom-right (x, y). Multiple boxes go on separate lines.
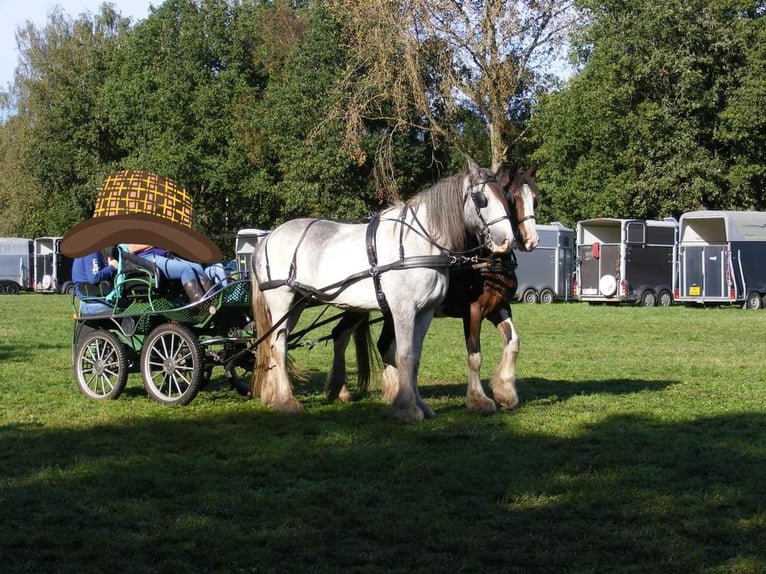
top-left (473, 192), bottom-right (488, 209)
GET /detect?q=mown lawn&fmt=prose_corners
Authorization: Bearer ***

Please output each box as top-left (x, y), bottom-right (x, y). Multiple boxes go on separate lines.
top-left (1, 294), bottom-right (764, 573)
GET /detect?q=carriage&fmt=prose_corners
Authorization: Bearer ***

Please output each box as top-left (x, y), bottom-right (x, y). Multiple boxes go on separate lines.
top-left (71, 250), bottom-right (257, 405)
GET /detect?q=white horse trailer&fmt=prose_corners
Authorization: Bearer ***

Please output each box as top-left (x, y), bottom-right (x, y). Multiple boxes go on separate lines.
top-left (575, 218), bottom-right (678, 306)
top-left (515, 222), bottom-right (575, 303)
top-left (33, 236), bottom-right (74, 294)
top-left (0, 237), bottom-right (34, 294)
top-left (675, 211), bottom-right (766, 309)
top-left (234, 228), bottom-right (270, 279)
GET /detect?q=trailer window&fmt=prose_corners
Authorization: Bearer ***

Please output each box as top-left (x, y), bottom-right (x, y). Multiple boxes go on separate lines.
top-left (647, 226), bottom-right (676, 246)
top-left (626, 222), bottom-right (645, 244)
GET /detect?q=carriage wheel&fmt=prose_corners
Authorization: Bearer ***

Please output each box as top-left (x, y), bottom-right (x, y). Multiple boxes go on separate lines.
top-left (74, 329), bottom-right (129, 400)
top-left (225, 347), bottom-right (255, 397)
top-left (522, 288), bottom-right (538, 304)
top-left (140, 323), bottom-right (205, 405)
top-left (658, 290), bottom-right (673, 307)
top-left (539, 288), bottom-right (555, 304)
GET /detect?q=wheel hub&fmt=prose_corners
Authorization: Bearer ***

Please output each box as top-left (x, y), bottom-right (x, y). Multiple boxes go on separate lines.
top-left (163, 358), bottom-right (177, 373)
top-left (92, 359), bottom-right (106, 376)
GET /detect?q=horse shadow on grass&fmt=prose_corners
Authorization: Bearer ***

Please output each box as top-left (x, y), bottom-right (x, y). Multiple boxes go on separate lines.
top-left (1, 400), bottom-right (764, 573)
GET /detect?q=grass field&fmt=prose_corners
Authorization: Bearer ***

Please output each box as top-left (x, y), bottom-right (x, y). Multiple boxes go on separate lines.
top-left (1, 294), bottom-right (765, 573)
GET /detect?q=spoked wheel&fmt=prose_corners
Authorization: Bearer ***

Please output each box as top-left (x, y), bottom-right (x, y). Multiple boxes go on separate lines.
top-left (225, 346), bottom-right (255, 397)
top-left (140, 323), bottom-right (205, 405)
top-left (74, 329), bottom-right (129, 400)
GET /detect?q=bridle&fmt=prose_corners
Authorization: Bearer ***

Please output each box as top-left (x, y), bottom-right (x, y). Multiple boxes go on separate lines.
top-left (466, 177), bottom-right (512, 248)
top-left (507, 179), bottom-right (537, 230)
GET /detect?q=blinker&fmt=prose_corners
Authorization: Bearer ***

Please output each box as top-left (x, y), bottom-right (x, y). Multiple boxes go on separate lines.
top-left (472, 191), bottom-right (488, 209)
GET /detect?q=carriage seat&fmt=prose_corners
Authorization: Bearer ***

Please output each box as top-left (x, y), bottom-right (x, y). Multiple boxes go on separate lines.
top-left (115, 251), bottom-right (183, 300)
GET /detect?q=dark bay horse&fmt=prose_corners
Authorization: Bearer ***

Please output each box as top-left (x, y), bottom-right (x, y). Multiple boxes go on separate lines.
top-left (250, 159), bottom-right (515, 421)
top-left (326, 167), bottom-right (539, 413)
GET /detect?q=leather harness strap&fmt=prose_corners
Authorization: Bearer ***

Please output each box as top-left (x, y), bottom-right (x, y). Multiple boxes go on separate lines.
top-left (365, 213), bottom-right (390, 314)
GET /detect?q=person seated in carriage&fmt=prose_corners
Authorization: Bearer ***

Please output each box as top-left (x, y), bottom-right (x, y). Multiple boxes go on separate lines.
top-left (71, 248), bottom-right (119, 314)
top-left (118, 243), bottom-right (230, 303)
top-left (61, 170), bottom-right (228, 308)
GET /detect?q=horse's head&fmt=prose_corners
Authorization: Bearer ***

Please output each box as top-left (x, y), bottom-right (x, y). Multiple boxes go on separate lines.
top-left (501, 167), bottom-right (539, 252)
top-left (464, 158), bottom-right (514, 255)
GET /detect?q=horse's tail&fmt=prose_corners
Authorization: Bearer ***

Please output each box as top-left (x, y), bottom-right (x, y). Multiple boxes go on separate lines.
top-left (352, 313), bottom-right (376, 395)
top-left (251, 273), bottom-right (273, 399)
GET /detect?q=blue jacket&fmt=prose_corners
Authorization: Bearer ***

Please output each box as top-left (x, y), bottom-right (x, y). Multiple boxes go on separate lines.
top-left (72, 252), bottom-right (116, 298)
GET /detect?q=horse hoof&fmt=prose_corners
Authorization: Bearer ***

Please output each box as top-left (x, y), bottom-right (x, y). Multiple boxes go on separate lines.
top-left (419, 402), bottom-right (436, 419)
top-left (496, 395), bottom-right (519, 410)
top-left (338, 386), bottom-right (353, 403)
top-left (393, 406), bottom-right (424, 422)
top-left (275, 398), bottom-right (303, 414)
top-left (466, 399), bottom-right (497, 414)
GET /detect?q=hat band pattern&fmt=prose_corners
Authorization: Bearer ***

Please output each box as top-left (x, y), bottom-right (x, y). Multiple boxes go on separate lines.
top-left (93, 170), bottom-right (193, 229)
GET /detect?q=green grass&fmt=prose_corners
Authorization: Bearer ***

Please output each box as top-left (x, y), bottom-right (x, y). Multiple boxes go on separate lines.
top-left (1, 295), bottom-right (765, 573)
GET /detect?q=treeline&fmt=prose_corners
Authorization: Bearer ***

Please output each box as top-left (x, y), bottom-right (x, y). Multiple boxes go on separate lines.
top-left (0, 0), bottom-right (762, 247)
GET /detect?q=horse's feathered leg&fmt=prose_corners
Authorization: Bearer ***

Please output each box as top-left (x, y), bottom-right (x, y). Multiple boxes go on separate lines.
top-left (463, 302), bottom-right (497, 414)
top-left (487, 305), bottom-right (520, 410)
top-left (377, 315), bottom-right (399, 406)
top-left (252, 279), bottom-right (303, 414)
top-left (388, 308), bottom-right (436, 421)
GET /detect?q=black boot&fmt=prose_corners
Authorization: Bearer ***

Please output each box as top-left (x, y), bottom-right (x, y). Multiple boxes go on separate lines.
top-left (199, 275), bottom-right (213, 295)
top-left (183, 280), bottom-right (204, 303)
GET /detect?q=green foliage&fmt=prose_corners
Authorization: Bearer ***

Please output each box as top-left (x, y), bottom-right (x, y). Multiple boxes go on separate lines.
top-left (532, 0), bottom-right (765, 226)
top-left (0, 0), bottom-right (762, 237)
top-left (9, 5), bottom-right (132, 235)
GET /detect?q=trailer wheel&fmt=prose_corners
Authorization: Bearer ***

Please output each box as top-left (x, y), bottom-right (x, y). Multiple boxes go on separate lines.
top-left (74, 329), bottom-right (129, 400)
top-left (140, 323), bottom-right (205, 405)
top-left (745, 291), bottom-right (763, 310)
top-left (5, 282), bottom-right (19, 295)
top-left (522, 288), bottom-right (539, 304)
top-left (657, 290), bottom-right (673, 307)
top-left (539, 289), bottom-right (555, 304)
top-left (639, 290), bottom-right (657, 307)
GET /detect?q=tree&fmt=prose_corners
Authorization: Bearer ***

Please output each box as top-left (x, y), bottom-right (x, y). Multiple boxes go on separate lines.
top-left (531, 0), bottom-right (765, 226)
top-left (328, 0), bottom-right (578, 195)
top-left (2, 4), bottom-right (131, 236)
top-left (100, 0), bottom-right (270, 238)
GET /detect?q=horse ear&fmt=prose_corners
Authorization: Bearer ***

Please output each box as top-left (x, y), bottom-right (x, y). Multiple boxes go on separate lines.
top-left (491, 158), bottom-right (503, 173)
top-left (465, 156), bottom-right (479, 174)
top-left (525, 165), bottom-right (538, 178)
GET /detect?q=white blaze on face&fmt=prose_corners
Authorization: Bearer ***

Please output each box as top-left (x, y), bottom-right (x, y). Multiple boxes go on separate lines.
top-left (518, 184), bottom-right (539, 251)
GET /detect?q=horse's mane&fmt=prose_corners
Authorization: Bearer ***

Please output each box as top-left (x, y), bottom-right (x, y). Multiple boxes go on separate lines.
top-left (404, 169), bottom-right (492, 252)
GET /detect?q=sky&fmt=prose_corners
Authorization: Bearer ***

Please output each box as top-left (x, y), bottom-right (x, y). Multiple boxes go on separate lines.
top-left (0, 0), bottom-right (155, 89)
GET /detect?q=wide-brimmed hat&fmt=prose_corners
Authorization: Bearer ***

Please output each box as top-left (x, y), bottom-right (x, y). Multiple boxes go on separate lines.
top-left (61, 170), bottom-right (222, 263)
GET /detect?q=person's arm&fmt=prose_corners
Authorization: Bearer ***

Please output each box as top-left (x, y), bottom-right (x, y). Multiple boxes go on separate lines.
top-left (93, 260), bottom-right (117, 282)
